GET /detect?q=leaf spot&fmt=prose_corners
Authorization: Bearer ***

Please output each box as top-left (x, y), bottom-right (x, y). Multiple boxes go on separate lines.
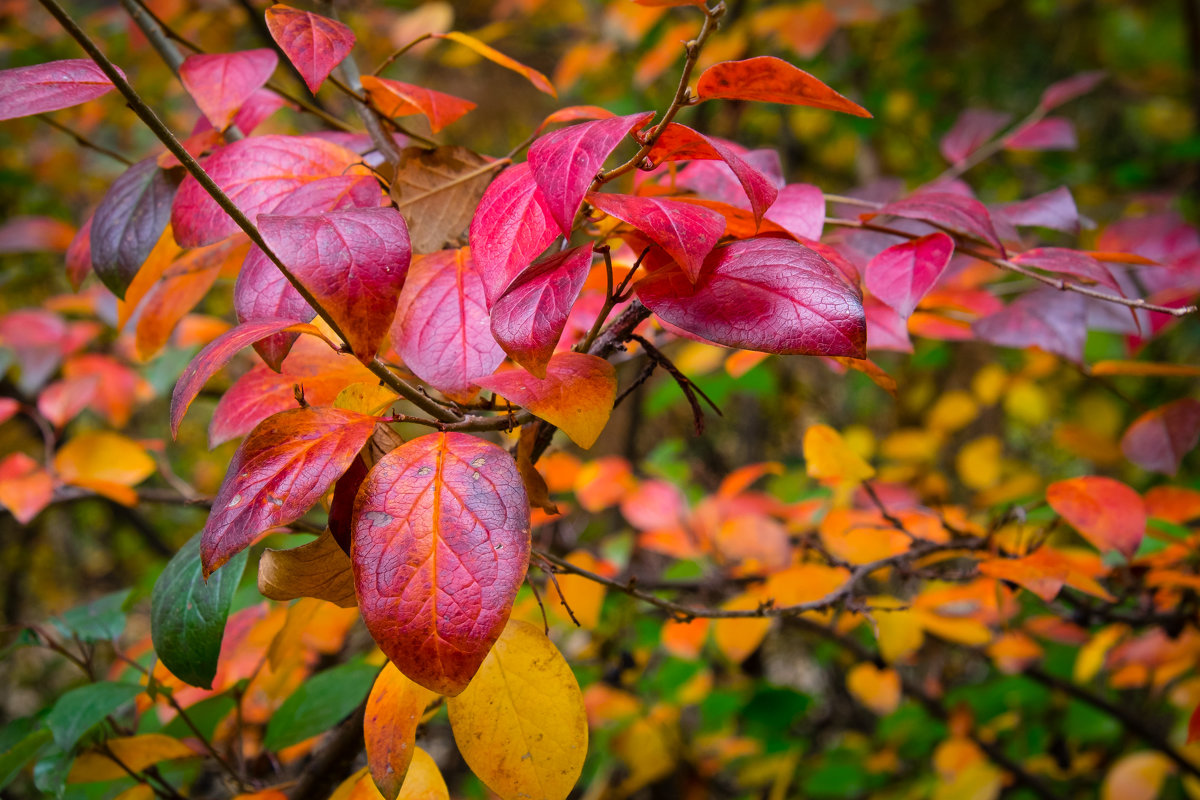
top-left (417, 466), bottom-right (433, 476)
top-left (227, 493), bottom-right (243, 508)
top-left (471, 456), bottom-right (486, 467)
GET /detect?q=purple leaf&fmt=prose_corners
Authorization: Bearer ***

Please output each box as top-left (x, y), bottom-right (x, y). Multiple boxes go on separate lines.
top-left (0, 60), bottom-right (121, 121)
top-left (996, 186), bottom-right (1080, 234)
top-left (973, 288), bottom-right (1087, 363)
top-left (90, 158), bottom-right (184, 299)
top-left (1121, 399), bottom-right (1200, 476)
top-left (1004, 117), bottom-right (1077, 151)
top-left (939, 109), bottom-right (1011, 164)
top-left (876, 192), bottom-right (1004, 254)
top-left (1012, 248), bottom-right (1121, 293)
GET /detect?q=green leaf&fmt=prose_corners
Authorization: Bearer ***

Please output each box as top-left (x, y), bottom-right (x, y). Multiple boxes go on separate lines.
top-left (45, 682), bottom-right (143, 751)
top-left (263, 660), bottom-right (377, 751)
top-left (151, 532), bottom-right (248, 690)
top-left (0, 729), bottom-right (52, 792)
top-left (52, 591), bottom-right (131, 642)
top-left (33, 744), bottom-right (71, 799)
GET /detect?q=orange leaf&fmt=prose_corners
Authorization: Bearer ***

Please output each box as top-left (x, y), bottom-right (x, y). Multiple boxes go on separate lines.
top-left (360, 75), bottom-right (475, 133)
top-left (1144, 486), bottom-right (1200, 524)
top-left (1046, 476), bottom-right (1146, 559)
top-left (54, 431), bottom-right (155, 498)
top-left (695, 56), bottom-right (871, 117)
top-left (434, 32), bottom-right (556, 97)
top-left (68, 735), bottom-right (197, 783)
top-left (846, 663), bottom-right (901, 715)
top-left (804, 424), bottom-right (875, 485)
top-left (365, 663), bottom-right (438, 799)
top-left (1091, 360), bottom-right (1200, 378)
top-left (0, 452), bottom-right (54, 524)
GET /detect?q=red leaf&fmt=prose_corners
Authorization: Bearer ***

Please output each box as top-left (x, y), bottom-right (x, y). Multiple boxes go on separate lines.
top-left (764, 183), bottom-right (825, 241)
top-left (191, 88), bottom-right (287, 138)
top-left (875, 192), bottom-right (1004, 254)
top-left (0, 398), bottom-right (18, 426)
top-left (391, 249), bottom-right (505, 401)
top-left (865, 232), bottom-right (955, 319)
top-left (939, 109), bottom-right (1011, 164)
top-left (1046, 476), bottom-right (1146, 559)
top-left (469, 163), bottom-right (558, 308)
top-left (1120, 398), bottom-right (1200, 476)
top-left (997, 186), bottom-right (1080, 234)
top-left (0, 60), bottom-right (121, 121)
top-left (258, 207), bottom-right (411, 364)
top-left (1004, 117), bottom-right (1077, 151)
top-left (636, 238), bottom-right (866, 357)
top-left (38, 375), bottom-right (100, 429)
top-left (360, 75), bottom-right (476, 134)
top-left (264, 4), bottom-right (356, 94)
top-left (0, 452), bottom-right (54, 525)
top-left (202, 406), bottom-right (378, 575)
top-left (587, 193), bottom-right (723, 283)
top-left (171, 318), bottom-right (324, 438)
top-left (209, 335), bottom-right (376, 447)
top-left (1039, 71), bottom-right (1106, 112)
top-left (864, 297), bottom-right (913, 353)
top-left (1189, 704), bottom-right (1200, 746)
top-left (91, 158), bottom-right (183, 299)
top-left (1012, 248), bottom-right (1120, 293)
top-left (647, 124), bottom-right (779, 225)
top-left (695, 56), bottom-right (871, 117)
top-left (489, 244), bottom-right (593, 378)
top-left (62, 354), bottom-right (148, 429)
top-left (475, 353), bottom-right (617, 449)
top-left (235, 175), bottom-right (385, 369)
top-left (179, 49), bottom-right (278, 132)
top-left (973, 289), bottom-right (1087, 363)
top-left (352, 431), bottom-right (530, 695)
top-left (65, 215), bottom-right (93, 291)
top-left (527, 111), bottom-right (654, 235)
top-left (171, 134), bottom-right (370, 247)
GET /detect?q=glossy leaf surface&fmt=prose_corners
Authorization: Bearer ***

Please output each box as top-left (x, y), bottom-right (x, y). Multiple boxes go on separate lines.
top-left (469, 163), bottom-right (558, 307)
top-left (352, 432), bottom-right (530, 695)
top-left (0, 60), bottom-right (119, 121)
top-left (179, 50), bottom-right (278, 132)
top-left (695, 57), bottom-right (871, 117)
top-left (588, 192), bottom-right (723, 283)
top-left (265, 4), bottom-right (356, 93)
top-left (864, 232), bottom-right (955, 318)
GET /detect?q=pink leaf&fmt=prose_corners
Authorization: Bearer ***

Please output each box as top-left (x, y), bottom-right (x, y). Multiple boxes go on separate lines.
top-left (996, 186), bottom-right (1080, 234)
top-left (258, 207), bottom-right (411, 364)
top-left (764, 184), bottom-right (825, 241)
top-left (179, 49), bottom-right (278, 132)
top-left (235, 175), bottom-right (385, 369)
top-left (875, 192), bottom-right (1004, 254)
top-left (939, 109), bottom-right (1011, 164)
top-left (973, 289), bottom-right (1087, 363)
top-left (0, 59), bottom-right (121, 121)
top-left (192, 88), bottom-right (287, 137)
top-left (636, 238), bottom-right (865, 357)
top-left (265, 4), bottom-right (356, 94)
top-left (489, 244), bottom-right (594, 378)
top-left (171, 134), bottom-right (370, 247)
top-left (468, 163), bottom-right (558, 308)
top-left (1004, 117), bottom-right (1077, 151)
top-left (1039, 71), bottom-right (1105, 112)
top-left (527, 111), bottom-right (654, 235)
top-left (391, 249), bottom-right (505, 401)
top-left (864, 232), bottom-right (955, 319)
top-left (170, 318), bottom-right (323, 438)
top-left (647, 124), bottom-right (779, 225)
top-left (1012, 248), bottom-right (1121, 293)
top-left (1121, 398), bottom-right (1200, 476)
top-left (587, 192), bottom-right (723, 283)
top-left (864, 297), bottom-right (913, 353)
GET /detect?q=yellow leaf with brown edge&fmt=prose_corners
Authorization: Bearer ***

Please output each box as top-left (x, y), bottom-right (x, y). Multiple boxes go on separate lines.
top-left (365, 663), bottom-right (439, 800)
top-left (258, 530), bottom-right (357, 608)
top-left (54, 431), bottom-right (155, 497)
top-left (446, 619), bottom-right (587, 800)
top-left (68, 734), bottom-right (197, 783)
top-left (804, 424), bottom-right (874, 486)
top-left (335, 382), bottom-right (399, 416)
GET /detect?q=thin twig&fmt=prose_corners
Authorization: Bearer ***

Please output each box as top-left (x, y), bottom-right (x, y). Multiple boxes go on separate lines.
top-left (38, 115), bottom-right (133, 164)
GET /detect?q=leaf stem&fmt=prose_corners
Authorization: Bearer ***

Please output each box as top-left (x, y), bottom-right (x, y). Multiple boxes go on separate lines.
top-left (372, 33), bottom-right (434, 76)
top-left (38, 115), bottom-right (133, 165)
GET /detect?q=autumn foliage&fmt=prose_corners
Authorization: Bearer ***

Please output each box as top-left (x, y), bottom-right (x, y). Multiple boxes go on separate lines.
top-left (1, 1), bottom-right (1200, 799)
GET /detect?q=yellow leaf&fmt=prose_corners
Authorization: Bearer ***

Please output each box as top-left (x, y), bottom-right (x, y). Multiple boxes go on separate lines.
top-left (447, 619), bottom-right (588, 800)
top-left (613, 705), bottom-right (680, 796)
top-left (545, 550), bottom-right (606, 629)
top-left (395, 747), bottom-right (449, 800)
top-left (915, 610), bottom-right (993, 647)
top-left (845, 663), bottom-right (901, 715)
top-left (113, 786), bottom-right (156, 800)
top-left (435, 31), bottom-right (557, 96)
top-left (971, 363), bottom-right (1008, 405)
top-left (712, 591), bottom-right (773, 664)
top-left (804, 424), bottom-right (874, 486)
top-left (1003, 380), bottom-right (1050, 426)
top-left (54, 432), bottom-right (155, 496)
top-left (336, 382), bottom-right (399, 415)
top-left (1102, 752), bottom-right (1174, 800)
top-left (1074, 624), bottom-right (1129, 684)
top-left (258, 530), bottom-right (358, 608)
top-left (932, 759), bottom-right (1004, 800)
top-left (330, 767), bottom-right (370, 800)
top-left (879, 428), bottom-right (942, 462)
top-left (870, 597), bottom-right (925, 663)
top-left (68, 734), bottom-right (197, 783)
top-left (366, 663), bottom-right (438, 800)
top-left (956, 436), bottom-right (1003, 491)
top-left (927, 390), bottom-right (980, 433)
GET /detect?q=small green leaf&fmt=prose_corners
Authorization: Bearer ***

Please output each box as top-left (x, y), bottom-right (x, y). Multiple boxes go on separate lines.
top-left (32, 743), bottom-right (70, 799)
top-left (52, 591), bottom-right (131, 642)
top-left (263, 660), bottom-right (377, 751)
top-left (0, 729), bottom-right (52, 792)
top-left (151, 532), bottom-right (248, 690)
top-left (45, 682), bottom-right (143, 751)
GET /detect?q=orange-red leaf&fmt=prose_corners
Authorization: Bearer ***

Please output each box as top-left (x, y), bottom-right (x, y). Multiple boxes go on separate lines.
top-left (364, 662), bottom-right (438, 799)
top-left (1046, 476), bottom-right (1146, 559)
top-left (695, 56), bottom-right (871, 117)
top-left (360, 76), bottom-right (475, 133)
top-left (265, 5), bottom-right (356, 94)
top-left (0, 452), bottom-right (53, 524)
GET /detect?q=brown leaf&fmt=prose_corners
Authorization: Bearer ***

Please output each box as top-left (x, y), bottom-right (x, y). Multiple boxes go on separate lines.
top-left (258, 528), bottom-right (357, 608)
top-left (390, 146), bottom-right (497, 253)
top-left (517, 424), bottom-right (558, 515)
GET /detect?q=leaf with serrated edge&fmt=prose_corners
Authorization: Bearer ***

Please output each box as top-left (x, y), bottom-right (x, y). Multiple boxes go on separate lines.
top-left (258, 528), bottom-right (357, 607)
top-left (475, 353), bottom-right (616, 449)
top-left (179, 50), bottom-right (278, 132)
top-left (695, 56), bottom-right (871, 117)
top-left (365, 663), bottom-right (438, 799)
top-left (265, 5), bottom-right (356, 94)
top-left (202, 407), bottom-right (378, 575)
top-left (587, 193), bottom-right (722, 283)
top-left (352, 432), bottom-right (530, 695)
top-left (469, 163), bottom-right (558, 308)
top-left (447, 619), bottom-right (587, 800)
top-left (0, 60), bottom-right (120, 121)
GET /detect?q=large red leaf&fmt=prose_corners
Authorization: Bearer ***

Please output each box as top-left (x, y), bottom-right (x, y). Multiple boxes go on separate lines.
top-left (90, 159), bottom-right (183, 299)
top-left (469, 163), bottom-right (558, 308)
top-left (265, 4), bottom-right (356, 94)
top-left (171, 134), bottom-right (370, 247)
top-left (391, 249), bottom-right (505, 401)
top-left (864, 232), bottom-right (955, 319)
top-left (695, 57), bottom-right (871, 117)
top-left (258, 206), bottom-right (411, 364)
top-left (1046, 476), bottom-right (1145, 559)
top-left (587, 192), bottom-right (722, 283)
top-left (235, 175), bottom-right (385, 369)
top-left (1121, 398), bottom-right (1200, 476)
top-left (939, 109), bottom-right (1011, 164)
top-left (875, 192), bottom-right (1004, 254)
top-left (179, 50), bottom-right (278, 132)
top-left (489, 244), bottom-right (593, 378)
top-left (475, 353), bottom-right (617, 449)
top-left (352, 431), bottom-right (530, 695)
top-left (360, 76), bottom-right (476, 134)
top-left (201, 407), bottom-right (378, 575)
top-left (527, 111), bottom-right (654, 235)
top-left (170, 318), bottom-right (324, 437)
top-left (646, 124), bottom-right (778, 225)
top-left (636, 238), bottom-right (866, 357)
top-left (973, 289), bottom-right (1087, 363)
top-left (0, 60), bottom-right (121, 121)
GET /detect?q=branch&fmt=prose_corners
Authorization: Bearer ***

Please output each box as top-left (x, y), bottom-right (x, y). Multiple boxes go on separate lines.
top-left (38, 115), bottom-right (132, 164)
